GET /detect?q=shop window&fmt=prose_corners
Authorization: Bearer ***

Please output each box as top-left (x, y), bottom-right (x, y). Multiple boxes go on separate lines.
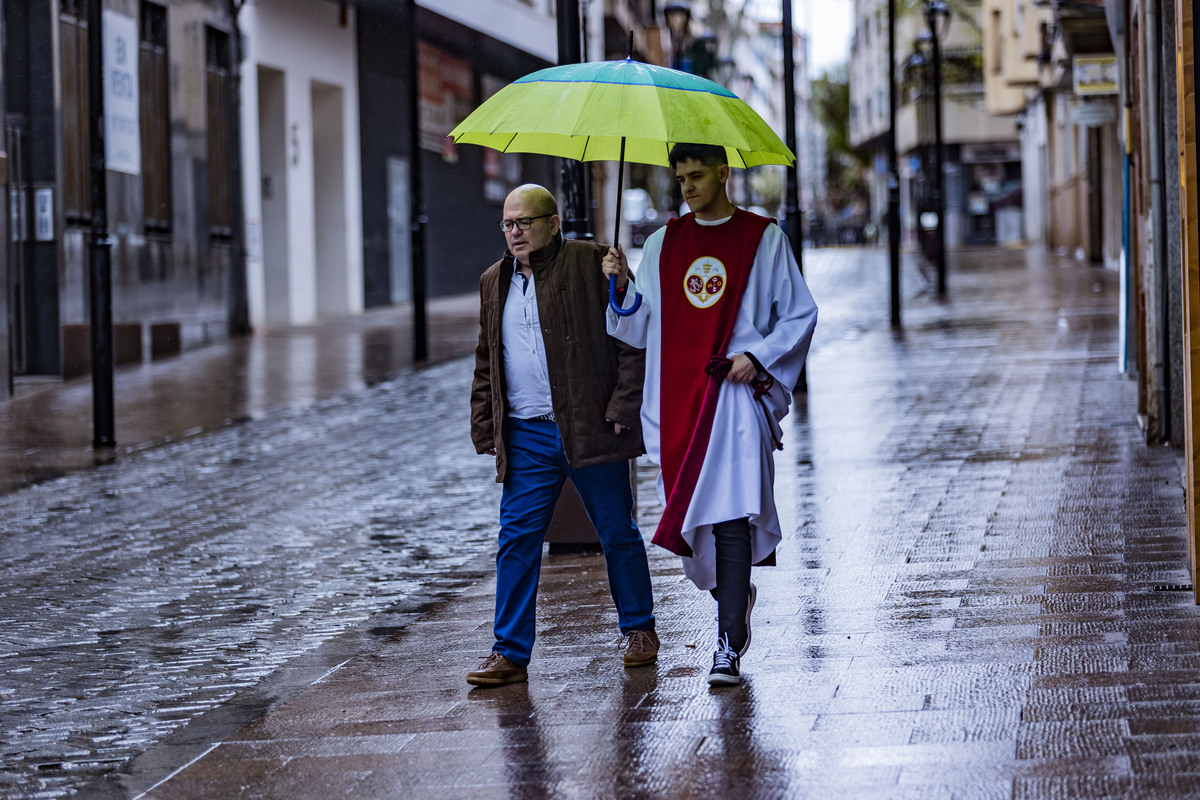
top-left (205, 26), bottom-right (232, 238)
top-left (60, 0), bottom-right (91, 221)
top-left (140, 1), bottom-right (171, 232)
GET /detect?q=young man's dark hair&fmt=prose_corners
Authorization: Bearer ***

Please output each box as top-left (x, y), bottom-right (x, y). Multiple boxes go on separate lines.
top-left (668, 142), bottom-right (727, 169)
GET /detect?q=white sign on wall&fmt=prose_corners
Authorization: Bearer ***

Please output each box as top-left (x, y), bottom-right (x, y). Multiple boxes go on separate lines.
top-left (104, 10), bottom-right (140, 174)
top-left (34, 187), bottom-right (53, 241)
top-left (1073, 55), bottom-right (1118, 96)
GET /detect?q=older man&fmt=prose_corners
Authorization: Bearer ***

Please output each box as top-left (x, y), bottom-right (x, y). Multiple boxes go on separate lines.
top-left (468, 184), bottom-right (657, 687)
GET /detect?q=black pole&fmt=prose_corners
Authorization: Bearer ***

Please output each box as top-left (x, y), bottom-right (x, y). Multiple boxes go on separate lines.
top-left (781, 0), bottom-right (803, 274)
top-left (927, 4), bottom-right (946, 294)
top-left (887, 0), bottom-right (901, 326)
top-left (88, 0), bottom-right (115, 449)
top-left (781, 0), bottom-right (805, 391)
top-left (227, 0), bottom-right (249, 336)
top-left (556, 0), bottom-right (591, 240)
top-left (405, 0), bottom-right (428, 362)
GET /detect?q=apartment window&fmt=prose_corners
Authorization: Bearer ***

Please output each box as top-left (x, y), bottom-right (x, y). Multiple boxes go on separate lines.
top-left (205, 26), bottom-right (232, 238)
top-left (991, 10), bottom-right (1003, 75)
top-left (60, 0), bottom-right (91, 221)
top-left (140, 2), bottom-right (171, 231)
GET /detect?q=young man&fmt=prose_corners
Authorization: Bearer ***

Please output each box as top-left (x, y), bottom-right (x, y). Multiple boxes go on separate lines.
top-left (468, 184), bottom-right (657, 687)
top-left (602, 144), bottom-right (817, 686)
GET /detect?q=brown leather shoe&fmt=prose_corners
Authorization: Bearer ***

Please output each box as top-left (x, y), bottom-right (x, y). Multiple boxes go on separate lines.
top-left (466, 651), bottom-right (528, 686)
top-left (621, 629), bottom-right (660, 667)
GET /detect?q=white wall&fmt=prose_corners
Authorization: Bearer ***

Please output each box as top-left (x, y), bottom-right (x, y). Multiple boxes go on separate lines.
top-left (240, 0), bottom-right (363, 327)
top-left (418, 0), bottom-right (557, 63)
top-left (1020, 93), bottom-right (1048, 244)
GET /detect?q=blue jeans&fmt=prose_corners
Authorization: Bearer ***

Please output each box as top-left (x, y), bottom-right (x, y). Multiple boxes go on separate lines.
top-left (494, 417), bottom-right (655, 666)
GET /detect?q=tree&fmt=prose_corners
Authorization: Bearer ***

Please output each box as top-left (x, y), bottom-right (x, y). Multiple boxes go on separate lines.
top-left (811, 66), bottom-right (869, 218)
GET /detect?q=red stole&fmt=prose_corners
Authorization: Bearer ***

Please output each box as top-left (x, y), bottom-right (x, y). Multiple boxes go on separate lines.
top-left (652, 209), bottom-right (772, 557)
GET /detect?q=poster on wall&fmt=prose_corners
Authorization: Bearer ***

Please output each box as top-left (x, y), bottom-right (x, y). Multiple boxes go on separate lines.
top-left (103, 10), bottom-right (140, 174)
top-left (481, 73), bottom-right (521, 203)
top-left (418, 42), bottom-right (473, 162)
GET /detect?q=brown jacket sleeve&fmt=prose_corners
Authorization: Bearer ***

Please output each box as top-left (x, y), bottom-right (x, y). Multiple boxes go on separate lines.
top-left (605, 335), bottom-right (645, 431)
top-left (469, 272), bottom-right (495, 454)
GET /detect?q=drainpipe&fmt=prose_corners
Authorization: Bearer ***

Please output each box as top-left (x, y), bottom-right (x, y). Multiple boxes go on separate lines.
top-left (1120, 104), bottom-right (1130, 375)
top-left (1146, 0), bottom-right (1169, 442)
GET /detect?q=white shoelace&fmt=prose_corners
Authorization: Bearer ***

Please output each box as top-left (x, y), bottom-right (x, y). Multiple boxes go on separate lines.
top-left (712, 634), bottom-right (738, 671)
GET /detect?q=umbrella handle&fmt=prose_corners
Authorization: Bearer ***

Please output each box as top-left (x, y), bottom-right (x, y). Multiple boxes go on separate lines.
top-left (607, 133), bottom-right (642, 316)
top-left (609, 275), bottom-right (642, 316)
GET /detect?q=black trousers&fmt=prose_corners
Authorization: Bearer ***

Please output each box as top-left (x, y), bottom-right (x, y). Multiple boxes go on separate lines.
top-left (708, 517), bottom-right (751, 652)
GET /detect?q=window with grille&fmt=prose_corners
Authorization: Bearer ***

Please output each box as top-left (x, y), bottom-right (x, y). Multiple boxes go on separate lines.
top-left (60, 0), bottom-right (91, 221)
top-left (206, 26), bottom-right (232, 238)
top-left (140, 2), bottom-right (171, 231)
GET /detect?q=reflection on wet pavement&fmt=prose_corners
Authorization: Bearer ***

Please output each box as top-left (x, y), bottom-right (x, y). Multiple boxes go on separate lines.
top-left (5, 247), bottom-right (1200, 799)
top-left (0, 295), bottom-right (481, 495)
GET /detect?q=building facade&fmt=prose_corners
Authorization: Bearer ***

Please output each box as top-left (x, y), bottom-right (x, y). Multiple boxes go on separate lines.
top-left (238, 0), bottom-right (363, 328)
top-left (0, 0), bottom-right (806, 411)
top-left (4, 0), bottom-right (243, 392)
top-left (850, 0), bottom-right (1022, 249)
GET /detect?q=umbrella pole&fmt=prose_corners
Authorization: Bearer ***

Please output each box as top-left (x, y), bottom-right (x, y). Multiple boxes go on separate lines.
top-left (609, 137), bottom-right (642, 316)
top-left (613, 138), bottom-right (624, 251)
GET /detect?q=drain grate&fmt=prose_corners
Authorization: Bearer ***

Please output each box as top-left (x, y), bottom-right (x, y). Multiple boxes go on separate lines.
top-left (1152, 584), bottom-right (1194, 592)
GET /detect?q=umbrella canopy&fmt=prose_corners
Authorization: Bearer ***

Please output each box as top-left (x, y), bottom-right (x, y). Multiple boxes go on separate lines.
top-left (449, 59), bottom-right (794, 169)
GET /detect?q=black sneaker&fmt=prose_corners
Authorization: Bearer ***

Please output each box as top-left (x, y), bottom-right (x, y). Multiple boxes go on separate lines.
top-left (707, 634), bottom-right (741, 686)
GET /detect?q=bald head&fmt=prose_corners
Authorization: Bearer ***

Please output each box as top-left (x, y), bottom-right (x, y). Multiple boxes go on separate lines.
top-left (502, 184), bottom-right (561, 267)
top-left (507, 184), bottom-right (558, 217)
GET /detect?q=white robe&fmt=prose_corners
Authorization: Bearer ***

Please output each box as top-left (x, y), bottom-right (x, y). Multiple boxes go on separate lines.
top-left (607, 215), bottom-right (818, 590)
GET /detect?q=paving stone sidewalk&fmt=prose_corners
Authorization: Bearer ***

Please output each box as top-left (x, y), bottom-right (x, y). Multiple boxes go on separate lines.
top-left (100, 248), bottom-right (1200, 800)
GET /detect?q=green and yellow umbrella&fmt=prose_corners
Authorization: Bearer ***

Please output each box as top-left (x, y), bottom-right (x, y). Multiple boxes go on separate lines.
top-left (449, 58), bottom-right (794, 314)
top-left (449, 58), bottom-right (795, 169)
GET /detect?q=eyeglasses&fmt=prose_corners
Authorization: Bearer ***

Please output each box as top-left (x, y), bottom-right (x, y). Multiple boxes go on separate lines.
top-left (498, 213), bottom-right (553, 232)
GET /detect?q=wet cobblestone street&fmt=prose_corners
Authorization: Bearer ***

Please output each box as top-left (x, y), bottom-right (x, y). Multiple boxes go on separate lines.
top-left (4, 246), bottom-right (1199, 799)
top-left (0, 358), bottom-right (499, 798)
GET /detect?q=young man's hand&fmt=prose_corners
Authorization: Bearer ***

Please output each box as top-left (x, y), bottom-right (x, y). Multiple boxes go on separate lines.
top-left (726, 354), bottom-right (757, 384)
top-left (602, 246), bottom-right (629, 290)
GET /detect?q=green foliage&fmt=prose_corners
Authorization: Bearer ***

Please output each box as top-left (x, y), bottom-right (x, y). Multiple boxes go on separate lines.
top-left (811, 67), bottom-right (870, 213)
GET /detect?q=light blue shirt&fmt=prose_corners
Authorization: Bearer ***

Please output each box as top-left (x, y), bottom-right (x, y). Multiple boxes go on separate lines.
top-left (502, 269), bottom-right (554, 419)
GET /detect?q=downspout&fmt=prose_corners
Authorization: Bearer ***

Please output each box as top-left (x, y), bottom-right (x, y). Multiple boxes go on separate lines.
top-left (1146, 0), bottom-right (1170, 441)
top-left (1120, 36), bottom-right (1132, 375)
top-left (1120, 104), bottom-right (1130, 374)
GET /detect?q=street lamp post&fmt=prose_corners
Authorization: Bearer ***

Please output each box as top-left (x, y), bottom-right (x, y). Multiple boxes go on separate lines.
top-left (87, 0), bottom-right (115, 449)
top-left (887, 0), bottom-right (901, 326)
top-left (782, 0), bottom-right (806, 391)
top-left (405, 0), bottom-right (429, 363)
top-left (924, 0), bottom-right (949, 294)
top-left (557, 0), bottom-right (591, 240)
top-left (781, 0), bottom-right (803, 275)
top-left (663, 2), bottom-right (692, 70)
